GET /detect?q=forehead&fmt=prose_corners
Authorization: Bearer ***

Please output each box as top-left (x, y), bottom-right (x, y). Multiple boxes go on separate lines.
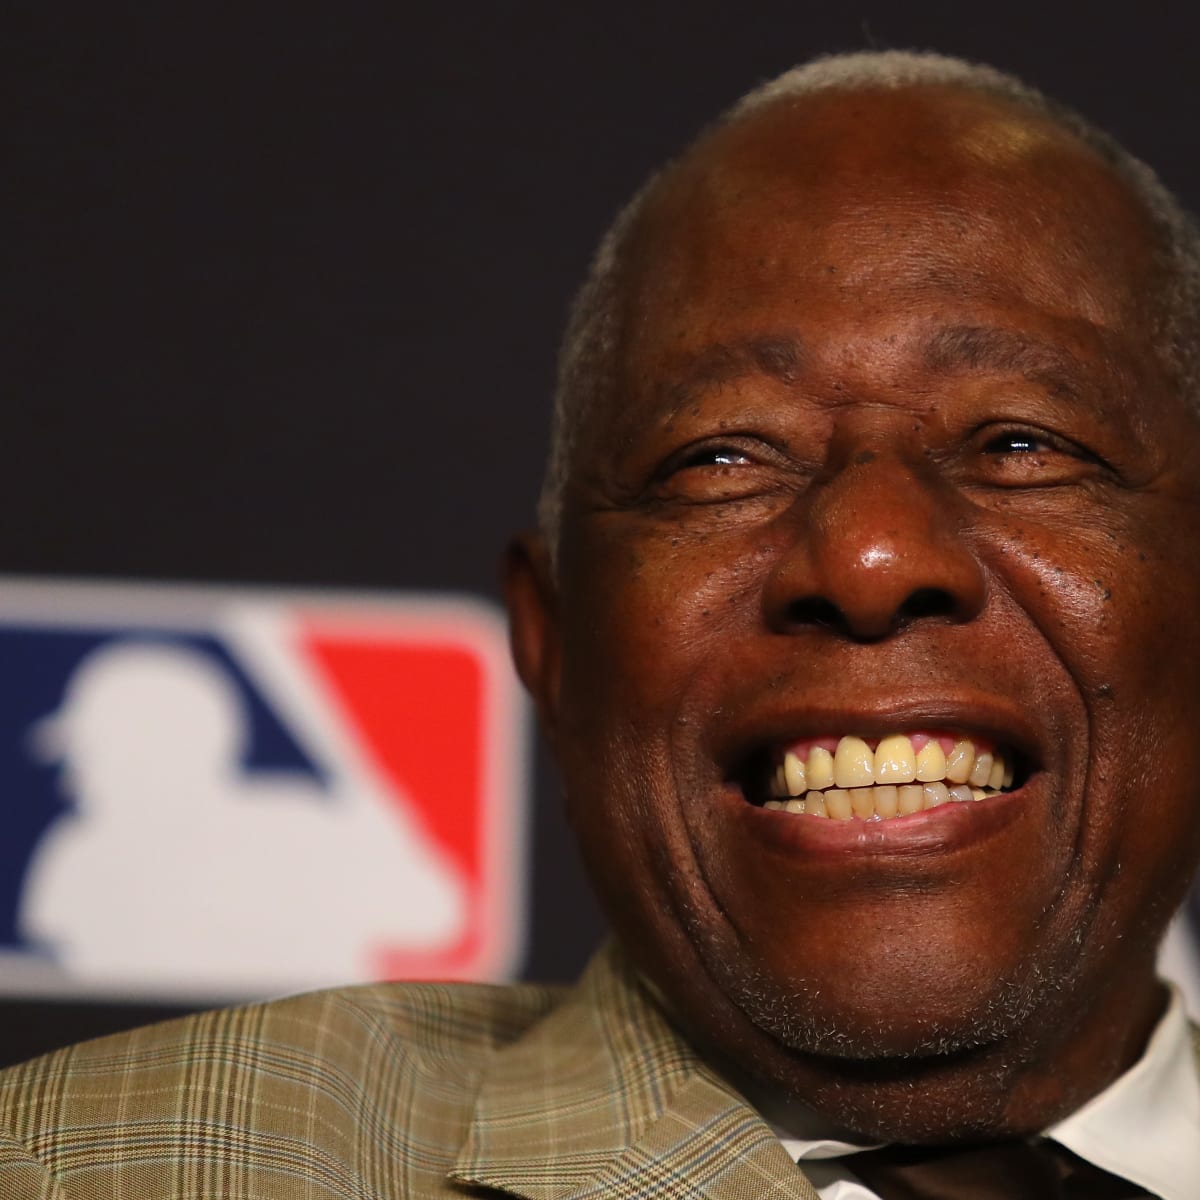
top-left (612, 84), bottom-right (1162, 390)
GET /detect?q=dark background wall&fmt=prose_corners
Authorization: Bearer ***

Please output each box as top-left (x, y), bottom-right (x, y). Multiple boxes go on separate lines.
top-left (6, 2), bottom-right (1200, 1062)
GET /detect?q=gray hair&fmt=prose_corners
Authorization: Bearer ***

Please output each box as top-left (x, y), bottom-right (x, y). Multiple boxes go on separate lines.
top-left (537, 50), bottom-right (1200, 547)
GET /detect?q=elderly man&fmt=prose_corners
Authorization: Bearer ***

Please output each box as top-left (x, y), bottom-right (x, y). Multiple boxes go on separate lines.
top-left (1, 50), bottom-right (1198, 1199)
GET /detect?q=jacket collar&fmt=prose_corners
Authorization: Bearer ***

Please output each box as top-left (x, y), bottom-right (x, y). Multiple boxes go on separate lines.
top-left (451, 943), bottom-right (1200, 1200)
top-left (449, 943), bottom-right (818, 1200)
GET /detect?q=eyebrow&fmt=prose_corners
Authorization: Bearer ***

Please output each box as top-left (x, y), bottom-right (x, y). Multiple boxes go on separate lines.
top-left (673, 327), bottom-right (1086, 390)
top-left (659, 335), bottom-right (806, 418)
top-left (655, 324), bottom-right (1098, 425)
top-left (920, 325), bottom-right (1088, 393)
top-left (686, 335), bottom-right (805, 386)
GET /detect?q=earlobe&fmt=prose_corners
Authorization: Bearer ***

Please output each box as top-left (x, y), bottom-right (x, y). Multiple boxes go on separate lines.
top-left (502, 532), bottom-right (562, 745)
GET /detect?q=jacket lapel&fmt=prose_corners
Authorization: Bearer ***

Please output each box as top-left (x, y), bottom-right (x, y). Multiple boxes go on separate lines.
top-left (453, 954), bottom-right (1200, 1200)
top-left (449, 944), bottom-right (818, 1200)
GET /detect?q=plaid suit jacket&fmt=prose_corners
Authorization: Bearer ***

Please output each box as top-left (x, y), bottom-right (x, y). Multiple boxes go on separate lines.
top-left (0, 944), bottom-right (820, 1200)
top-left (0, 945), bottom-right (1197, 1200)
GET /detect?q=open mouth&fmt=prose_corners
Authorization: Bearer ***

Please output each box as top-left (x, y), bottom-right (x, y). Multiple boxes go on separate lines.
top-left (743, 732), bottom-right (1028, 820)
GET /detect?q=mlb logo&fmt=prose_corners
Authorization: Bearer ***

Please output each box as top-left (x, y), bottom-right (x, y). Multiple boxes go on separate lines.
top-left (0, 578), bottom-right (529, 1001)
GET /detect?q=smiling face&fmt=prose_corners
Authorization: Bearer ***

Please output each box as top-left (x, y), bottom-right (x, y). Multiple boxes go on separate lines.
top-left (507, 83), bottom-right (1200, 1137)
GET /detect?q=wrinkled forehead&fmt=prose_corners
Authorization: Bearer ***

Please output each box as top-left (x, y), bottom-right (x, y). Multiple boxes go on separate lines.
top-left (615, 83), bottom-right (1163, 368)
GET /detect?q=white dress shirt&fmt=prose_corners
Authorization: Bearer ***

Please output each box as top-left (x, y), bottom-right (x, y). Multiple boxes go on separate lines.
top-left (758, 986), bottom-right (1199, 1200)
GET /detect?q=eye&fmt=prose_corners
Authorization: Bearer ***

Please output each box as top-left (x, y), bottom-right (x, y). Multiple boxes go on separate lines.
top-left (679, 446), bottom-right (755, 468)
top-left (982, 430), bottom-right (1060, 456)
top-left (660, 437), bottom-right (763, 478)
top-left (649, 436), bottom-right (788, 504)
top-left (969, 424), bottom-right (1109, 487)
top-left (984, 432), bottom-right (1040, 454)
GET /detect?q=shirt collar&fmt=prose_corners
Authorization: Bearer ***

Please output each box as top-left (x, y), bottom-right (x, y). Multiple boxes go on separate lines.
top-left (1045, 984), bottom-right (1200, 1200)
top-left (756, 985), bottom-right (1199, 1198)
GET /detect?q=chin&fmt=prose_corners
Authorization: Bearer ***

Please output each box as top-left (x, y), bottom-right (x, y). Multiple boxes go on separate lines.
top-left (727, 971), bottom-right (1041, 1061)
top-left (690, 923), bottom-right (1066, 1065)
top-left (694, 959), bottom-right (1061, 1142)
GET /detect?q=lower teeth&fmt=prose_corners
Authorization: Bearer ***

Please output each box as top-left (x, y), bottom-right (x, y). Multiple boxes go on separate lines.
top-left (762, 781), bottom-right (1003, 819)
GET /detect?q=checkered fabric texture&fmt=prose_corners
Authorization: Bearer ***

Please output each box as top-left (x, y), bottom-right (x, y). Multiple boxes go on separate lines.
top-left (0, 946), bottom-right (1197, 1199)
top-left (0, 945), bottom-right (821, 1199)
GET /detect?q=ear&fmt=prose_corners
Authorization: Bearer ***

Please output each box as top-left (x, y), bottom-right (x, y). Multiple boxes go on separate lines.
top-left (502, 531), bottom-right (562, 745)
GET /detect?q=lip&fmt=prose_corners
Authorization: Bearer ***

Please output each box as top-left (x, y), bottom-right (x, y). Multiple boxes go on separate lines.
top-left (714, 691), bottom-right (1048, 780)
top-left (705, 691), bottom-right (1048, 861)
top-left (732, 780), bottom-right (1032, 860)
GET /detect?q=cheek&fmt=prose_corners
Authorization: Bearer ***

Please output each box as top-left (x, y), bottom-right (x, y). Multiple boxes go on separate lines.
top-left (552, 525), bottom-right (767, 883)
top-left (989, 502), bottom-right (1200, 903)
top-left (551, 532), bottom-right (741, 958)
top-left (557, 523), bottom-right (764, 719)
top-left (986, 500), bottom-right (1200, 705)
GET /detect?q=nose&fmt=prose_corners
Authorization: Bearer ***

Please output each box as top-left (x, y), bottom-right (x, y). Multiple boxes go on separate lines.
top-left (764, 450), bottom-right (987, 641)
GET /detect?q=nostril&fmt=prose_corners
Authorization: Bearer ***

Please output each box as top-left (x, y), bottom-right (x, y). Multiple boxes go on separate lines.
top-left (897, 587), bottom-right (958, 625)
top-left (787, 596), bottom-right (848, 633)
top-left (782, 588), bottom-right (961, 640)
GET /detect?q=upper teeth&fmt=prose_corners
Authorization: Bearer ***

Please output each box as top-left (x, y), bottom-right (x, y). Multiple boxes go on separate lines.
top-left (764, 733), bottom-right (1015, 818)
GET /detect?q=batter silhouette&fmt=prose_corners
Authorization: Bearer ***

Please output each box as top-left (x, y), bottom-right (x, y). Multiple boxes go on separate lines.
top-left (19, 640), bottom-right (467, 996)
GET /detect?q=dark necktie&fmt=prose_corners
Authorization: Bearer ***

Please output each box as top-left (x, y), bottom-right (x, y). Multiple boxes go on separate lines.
top-left (846, 1138), bottom-right (1152, 1199)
